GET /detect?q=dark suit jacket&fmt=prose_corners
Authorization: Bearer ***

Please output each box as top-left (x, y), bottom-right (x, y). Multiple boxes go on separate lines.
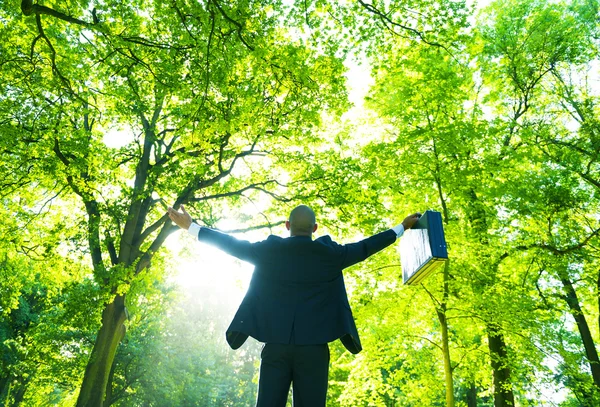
top-left (195, 227), bottom-right (397, 354)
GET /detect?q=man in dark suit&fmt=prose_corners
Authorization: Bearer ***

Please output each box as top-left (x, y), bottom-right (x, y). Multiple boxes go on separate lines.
top-left (168, 204), bottom-right (420, 407)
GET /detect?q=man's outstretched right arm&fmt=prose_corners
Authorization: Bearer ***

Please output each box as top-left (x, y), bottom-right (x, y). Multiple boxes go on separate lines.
top-left (189, 224), bottom-right (255, 262)
top-left (168, 205), bottom-right (255, 262)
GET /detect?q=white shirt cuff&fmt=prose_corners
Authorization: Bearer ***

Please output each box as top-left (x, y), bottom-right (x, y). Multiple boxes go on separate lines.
top-left (392, 224), bottom-right (405, 238)
top-left (187, 223), bottom-right (201, 238)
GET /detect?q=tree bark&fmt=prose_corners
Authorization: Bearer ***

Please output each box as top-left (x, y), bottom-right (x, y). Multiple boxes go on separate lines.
top-left (487, 327), bottom-right (515, 407)
top-left (104, 356), bottom-right (118, 407)
top-left (76, 295), bottom-right (127, 407)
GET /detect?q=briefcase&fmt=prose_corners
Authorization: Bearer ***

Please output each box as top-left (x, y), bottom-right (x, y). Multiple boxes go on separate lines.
top-left (400, 210), bottom-right (448, 285)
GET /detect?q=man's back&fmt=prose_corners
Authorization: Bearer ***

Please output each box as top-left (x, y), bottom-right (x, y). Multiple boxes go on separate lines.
top-left (194, 227), bottom-right (397, 352)
top-left (167, 204), bottom-right (421, 407)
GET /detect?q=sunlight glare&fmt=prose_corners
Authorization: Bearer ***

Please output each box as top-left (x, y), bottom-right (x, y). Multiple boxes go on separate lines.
top-left (167, 232), bottom-right (254, 305)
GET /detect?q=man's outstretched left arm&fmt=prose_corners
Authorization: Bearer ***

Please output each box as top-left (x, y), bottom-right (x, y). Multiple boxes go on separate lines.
top-left (338, 212), bottom-right (421, 269)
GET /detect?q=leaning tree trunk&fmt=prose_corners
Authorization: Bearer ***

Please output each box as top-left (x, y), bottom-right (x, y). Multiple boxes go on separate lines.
top-left (76, 295), bottom-right (127, 407)
top-left (487, 326), bottom-right (515, 407)
top-left (558, 268), bottom-right (600, 389)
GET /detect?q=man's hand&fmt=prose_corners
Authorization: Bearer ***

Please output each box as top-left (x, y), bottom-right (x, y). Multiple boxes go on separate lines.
top-left (167, 205), bottom-right (193, 230)
top-left (401, 212), bottom-right (422, 230)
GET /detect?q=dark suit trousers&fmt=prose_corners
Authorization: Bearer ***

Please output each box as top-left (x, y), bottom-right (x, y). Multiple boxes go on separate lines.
top-left (256, 343), bottom-right (330, 407)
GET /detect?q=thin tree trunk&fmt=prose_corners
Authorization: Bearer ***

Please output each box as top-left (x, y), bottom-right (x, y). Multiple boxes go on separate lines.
top-left (597, 269), bottom-right (600, 351)
top-left (438, 307), bottom-right (455, 407)
top-left (11, 383), bottom-right (26, 407)
top-left (4, 381), bottom-right (11, 407)
top-left (487, 327), bottom-right (514, 407)
top-left (436, 263), bottom-right (455, 407)
top-left (558, 269), bottom-right (600, 388)
top-left (76, 295), bottom-right (127, 407)
top-left (1, 375), bottom-right (30, 407)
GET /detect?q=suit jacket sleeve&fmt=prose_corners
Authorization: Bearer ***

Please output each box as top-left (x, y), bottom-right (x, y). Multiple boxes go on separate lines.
top-left (195, 227), bottom-right (257, 263)
top-left (336, 229), bottom-right (397, 269)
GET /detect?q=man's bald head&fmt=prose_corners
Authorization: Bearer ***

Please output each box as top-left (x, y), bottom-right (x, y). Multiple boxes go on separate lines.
top-left (286, 205), bottom-right (317, 237)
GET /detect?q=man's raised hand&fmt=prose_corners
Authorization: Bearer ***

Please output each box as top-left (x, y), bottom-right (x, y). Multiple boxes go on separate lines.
top-left (167, 205), bottom-right (193, 230)
top-left (401, 212), bottom-right (422, 230)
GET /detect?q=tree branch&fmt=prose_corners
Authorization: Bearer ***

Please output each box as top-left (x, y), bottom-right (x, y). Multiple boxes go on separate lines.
top-left (190, 180), bottom-right (281, 202)
top-left (210, 0), bottom-right (255, 51)
top-left (404, 334), bottom-right (443, 352)
top-left (220, 220), bottom-right (286, 234)
top-left (119, 97), bottom-right (164, 265)
top-left (22, 0), bottom-right (91, 26)
top-left (516, 226), bottom-right (600, 255)
top-left (357, 0), bottom-right (453, 55)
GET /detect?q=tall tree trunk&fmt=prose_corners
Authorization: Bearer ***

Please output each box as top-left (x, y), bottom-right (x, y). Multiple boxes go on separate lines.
top-left (436, 263), bottom-right (455, 407)
top-left (11, 382), bottom-right (26, 407)
top-left (4, 381), bottom-right (11, 407)
top-left (466, 382), bottom-right (477, 407)
top-left (558, 269), bottom-right (600, 389)
top-left (438, 307), bottom-right (455, 407)
top-left (487, 327), bottom-right (514, 407)
top-left (597, 269), bottom-right (600, 351)
top-left (76, 295), bottom-right (127, 407)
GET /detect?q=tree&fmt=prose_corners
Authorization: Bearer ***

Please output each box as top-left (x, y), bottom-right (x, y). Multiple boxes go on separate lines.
top-left (479, 0), bottom-right (600, 402)
top-left (3, 1), bottom-right (349, 404)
